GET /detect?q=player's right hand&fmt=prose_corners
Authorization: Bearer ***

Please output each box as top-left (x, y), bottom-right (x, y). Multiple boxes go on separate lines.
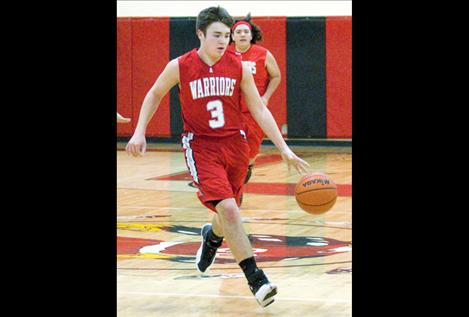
top-left (126, 134), bottom-right (147, 157)
top-left (117, 116), bottom-right (131, 123)
top-left (281, 149), bottom-right (311, 175)
top-left (117, 112), bottom-right (131, 123)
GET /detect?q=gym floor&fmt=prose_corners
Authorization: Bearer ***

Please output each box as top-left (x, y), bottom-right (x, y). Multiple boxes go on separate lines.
top-left (117, 142), bottom-right (352, 316)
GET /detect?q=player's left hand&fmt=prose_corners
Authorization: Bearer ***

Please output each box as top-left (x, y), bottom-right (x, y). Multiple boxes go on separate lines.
top-left (281, 149), bottom-right (311, 175)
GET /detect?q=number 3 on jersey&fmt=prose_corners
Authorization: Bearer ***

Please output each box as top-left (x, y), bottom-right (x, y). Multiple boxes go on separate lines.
top-left (207, 100), bottom-right (225, 128)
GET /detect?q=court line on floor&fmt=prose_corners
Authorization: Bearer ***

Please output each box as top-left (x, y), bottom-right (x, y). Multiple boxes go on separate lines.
top-left (117, 206), bottom-right (351, 213)
top-left (117, 260), bottom-right (352, 270)
top-left (116, 219), bottom-right (352, 230)
top-left (117, 206), bottom-right (292, 211)
top-left (117, 290), bottom-right (351, 304)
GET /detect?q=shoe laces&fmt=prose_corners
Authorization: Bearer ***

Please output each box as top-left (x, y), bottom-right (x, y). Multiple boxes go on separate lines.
top-left (204, 241), bottom-right (219, 260)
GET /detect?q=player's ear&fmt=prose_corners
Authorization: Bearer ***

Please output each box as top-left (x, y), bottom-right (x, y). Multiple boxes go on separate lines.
top-left (196, 29), bottom-right (204, 41)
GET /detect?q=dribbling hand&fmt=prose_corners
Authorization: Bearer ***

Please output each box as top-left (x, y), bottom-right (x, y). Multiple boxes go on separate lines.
top-left (281, 149), bottom-right (310, 175)
top-left (125, 134), bottom-right (147, 157)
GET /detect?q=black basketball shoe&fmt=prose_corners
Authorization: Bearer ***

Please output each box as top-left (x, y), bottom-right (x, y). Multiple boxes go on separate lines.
top-left (247, 269), bottom-right (278, 307)
top-left (195, 223), bottom-right (222, 273)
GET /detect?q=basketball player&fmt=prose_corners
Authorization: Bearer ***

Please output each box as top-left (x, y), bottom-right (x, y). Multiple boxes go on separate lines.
top-left (117, 112), bottom-right (131, 123)
top-left (229, 14), bottom-right (282, 185)
top-left (125, 6), bottom-right (310, 308)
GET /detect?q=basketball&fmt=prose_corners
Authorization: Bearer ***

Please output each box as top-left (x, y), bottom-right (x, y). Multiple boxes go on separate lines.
top-left (295, 172), bottom-right (337, 214)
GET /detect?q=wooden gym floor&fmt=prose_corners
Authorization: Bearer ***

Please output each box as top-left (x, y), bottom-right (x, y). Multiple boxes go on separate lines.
top-left (117, 142), bottom-right (352, 317)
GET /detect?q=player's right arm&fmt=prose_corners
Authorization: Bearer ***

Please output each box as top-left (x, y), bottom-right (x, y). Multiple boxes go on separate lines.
top-left (126, 59), bottom-right (180, 157)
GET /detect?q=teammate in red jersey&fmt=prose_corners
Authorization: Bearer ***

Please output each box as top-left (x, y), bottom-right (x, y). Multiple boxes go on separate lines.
top-left (117, 112), bottom-right (131, 123)
top-left (125, 6), bottom-right (309, 308)
top-left (229, 14), bottom-right (282, 184)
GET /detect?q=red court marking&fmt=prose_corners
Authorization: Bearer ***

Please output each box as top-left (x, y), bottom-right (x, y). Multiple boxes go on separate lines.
top-left (147, 175), bottom-right (351, 197)
top-left (150, 172), bottom-right (192, 181)
top-left (252, 154), bottom-right (283, 165)
top-left (147, 153), bottom-right (352, 197)
top-left (150, 154), bottom-right (284, 181)
top-left (117, 236), bottom-right (161, 254)
top-left (117, 148), bottom-right (182, 152)
top-left (244, 183), bottom-right (351, 197)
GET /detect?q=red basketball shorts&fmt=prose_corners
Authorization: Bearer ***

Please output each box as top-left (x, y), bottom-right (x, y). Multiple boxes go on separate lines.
top-left (242, 112), bottom-right (264, 159)
top-left (181, 131), bottom-right (250, 212)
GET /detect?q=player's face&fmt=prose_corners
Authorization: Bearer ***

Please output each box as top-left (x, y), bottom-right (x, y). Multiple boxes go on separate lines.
top-left (232, 25), bottom-right (252, 50)
top-left (199, 22), bottom-right (231, 59)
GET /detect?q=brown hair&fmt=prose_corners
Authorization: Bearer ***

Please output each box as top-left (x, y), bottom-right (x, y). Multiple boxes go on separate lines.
top-left (196, 6), bottom-right (234, 35)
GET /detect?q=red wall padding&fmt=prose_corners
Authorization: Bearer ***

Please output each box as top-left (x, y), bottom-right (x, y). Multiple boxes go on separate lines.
top-left (252, 17), bottom-right (287, 134)
top-left (131, 18), bottom-right (170, 136)
top-left (326, 16), bottom-right (352, 138)
top-left (117, 16), bottom-right (351, 139)
top-left (117, 18), bottom-right (170, 137)
top-left (116, 18), bottom-right (133, 136)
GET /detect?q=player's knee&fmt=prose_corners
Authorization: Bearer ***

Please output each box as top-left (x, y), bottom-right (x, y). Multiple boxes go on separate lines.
top-left (217, 201), bottom-right (240, 224)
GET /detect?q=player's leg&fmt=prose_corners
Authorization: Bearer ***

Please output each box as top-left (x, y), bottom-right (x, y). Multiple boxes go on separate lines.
top-left (195, 200), bottom-right (243, 274)
top-left (243, 115), bottom-right (263, 185)
top-left (244, 159), bottom-right (255, 184)
top-left (182, 133), bottom-right (226, 273)
top-left (215, 198), bottom-right (252, 261)
top-left (196, 209), bottom-right (224, 274)
top-left (211, 211), bottom-right (224, 237)
top-left (240, 119), bottom-right (262, 205)
top-left (215, 198), bottom-right (277, 307)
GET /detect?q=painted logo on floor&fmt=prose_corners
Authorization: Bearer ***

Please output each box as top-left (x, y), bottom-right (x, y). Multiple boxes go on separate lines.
top-left (117, 223), bottom-right (351, 263)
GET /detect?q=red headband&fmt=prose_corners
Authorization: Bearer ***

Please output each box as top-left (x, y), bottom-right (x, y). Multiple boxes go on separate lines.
top-left (232, 21), bottom-right (252, 31)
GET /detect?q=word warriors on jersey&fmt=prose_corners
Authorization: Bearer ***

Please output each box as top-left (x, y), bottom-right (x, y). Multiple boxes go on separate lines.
top-left (189, 77), bottom-right (237, 100)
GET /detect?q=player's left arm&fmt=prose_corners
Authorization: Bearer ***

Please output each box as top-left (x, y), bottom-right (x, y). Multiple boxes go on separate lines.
top-left (241, 63), bottom-right (310, 174)
top-left (261, 51), bottom-right (281, 105)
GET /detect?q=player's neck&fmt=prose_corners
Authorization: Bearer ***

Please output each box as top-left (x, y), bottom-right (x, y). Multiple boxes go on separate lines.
top-left (236, 43), bottom-right (251, 53)
top-left (197, 49), bottom-right (221, 66)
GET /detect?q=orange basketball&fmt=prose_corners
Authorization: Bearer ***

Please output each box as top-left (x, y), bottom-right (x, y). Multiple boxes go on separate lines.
top-left (295, 172), bottom-right (337, 214)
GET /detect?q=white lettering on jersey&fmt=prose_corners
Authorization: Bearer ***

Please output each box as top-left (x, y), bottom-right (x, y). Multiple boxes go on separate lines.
top-left (242, 61), bottom-right (256, 74)
top-left (229, 79), bottom-right (236, 96)
top-left (209, 77), bottom-right (216, 96)
top-left (225, 79), bottom-right (231, 96)
top-left (189, 81), bottom-right (197, 99)
top-left (219, 77), bottom-right (225, 95)
top-left (203, 78), bottom-right (210, 97)
top-left (197, 79), bottom-right (204, 99)
top-left (189, 77), bottom-right (237, 100)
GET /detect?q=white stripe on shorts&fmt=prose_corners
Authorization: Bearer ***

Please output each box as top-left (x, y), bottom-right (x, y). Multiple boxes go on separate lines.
top-left (240, 129), bottom-right (246, 139)
top-left (182, 132), bottom-right (199, 183)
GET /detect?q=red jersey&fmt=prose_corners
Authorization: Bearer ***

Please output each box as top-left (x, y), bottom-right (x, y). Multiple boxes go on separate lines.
top-left (178, 49), bottom-right (245, 137)
top-left (228, 44), bottom-right (269, 113)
